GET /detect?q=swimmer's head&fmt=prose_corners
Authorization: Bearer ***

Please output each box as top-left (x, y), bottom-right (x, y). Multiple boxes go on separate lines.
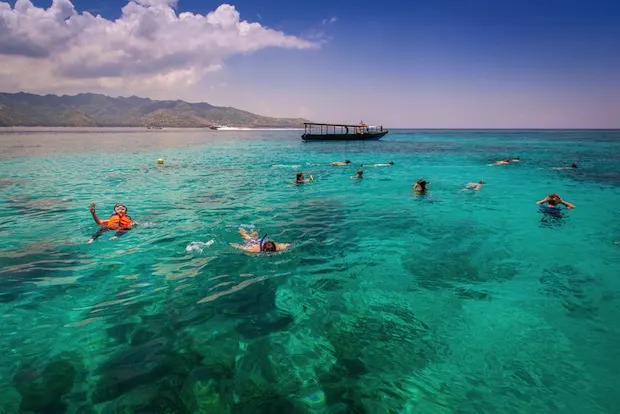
top-left (296, 172), bottom-right (304, 182)
top-left (114, 204), bottom-right (127, 216)
top-left (479, 180), bottom-right (485, 184)
top-left (345, 160), bottom-right (351, 164)
top-left (262, 240), bottom-right (277, 252)
top-left (549, 193), bottom-right (560, 201)
top-left (357, 168), bottom-right (363, 176)
top-left (571, 163), bottom-right (577, 168)
top-left (389, 161), bottom-right (394, 165)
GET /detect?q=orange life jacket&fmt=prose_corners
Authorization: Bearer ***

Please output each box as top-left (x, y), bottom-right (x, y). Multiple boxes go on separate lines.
top-left (103, 214), bottom-right (133, 229)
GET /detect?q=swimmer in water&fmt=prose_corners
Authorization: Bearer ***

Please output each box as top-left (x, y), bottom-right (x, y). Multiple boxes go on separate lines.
top-left (351, 168), bottom-right (363, 179)
top-left (465, 180), bottom-right (485, 191)
top-left (361, 161), bottom-right (394, 167)
top-left (413, 179), bottom-right (428, 194)
top-left (87, 203), bottom-right (136, 243)
top-left (536, 193), bottom-right (575, 209)
top-left (295, 172), bottom-right (314, 184)
top-left (552, 162), bottom-right (579, 171)
top-left (230, 227), bottom-right (290, 253)
top-left (492, 158), bottom-right (511, 165)
top-left (331, 160), bottom-right (351, 166)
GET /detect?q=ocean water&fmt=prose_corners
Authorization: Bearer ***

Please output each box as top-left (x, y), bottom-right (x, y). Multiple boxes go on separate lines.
top-left (0, 127), bottom-right (619, 413)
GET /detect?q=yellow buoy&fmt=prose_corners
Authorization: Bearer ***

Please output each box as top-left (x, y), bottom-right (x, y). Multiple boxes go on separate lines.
top-left (157, 158), bottom-right (164, 165)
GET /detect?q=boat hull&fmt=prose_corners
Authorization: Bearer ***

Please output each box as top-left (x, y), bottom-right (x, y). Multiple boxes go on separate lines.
top-left (301, 131), bottom-right (388, 141)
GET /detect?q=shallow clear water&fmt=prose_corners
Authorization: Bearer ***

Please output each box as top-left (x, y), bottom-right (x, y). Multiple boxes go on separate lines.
top-left (1, 127), bottom-right (619, 413)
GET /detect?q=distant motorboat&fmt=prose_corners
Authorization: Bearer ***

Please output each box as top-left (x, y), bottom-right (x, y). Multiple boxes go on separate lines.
top-left (301, 121), bottom-right (388, 141)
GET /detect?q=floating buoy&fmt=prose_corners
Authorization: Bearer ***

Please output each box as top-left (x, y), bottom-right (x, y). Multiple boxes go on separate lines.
top-left (157, 158), bottom-right (164, 165)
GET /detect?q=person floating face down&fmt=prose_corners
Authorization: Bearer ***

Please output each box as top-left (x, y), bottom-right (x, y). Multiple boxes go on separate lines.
top-left (465, 180), bottom-right (485, 191)
top-left (413, 179), bottom-right (428, 194)
top-left (331, 160), bottom-right (351, 166)
top-left (230, 227), bottom-right (290, 253)
top-left (536, 193), bottom-right (575, 209)
top-left (87, 203), bottom-right (136, 243)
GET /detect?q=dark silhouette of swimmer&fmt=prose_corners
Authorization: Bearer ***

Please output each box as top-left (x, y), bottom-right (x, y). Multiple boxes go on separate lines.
top-left (352, 168), bottom-right (363, 179)
top-left (571, 163), bottom-right (578, 168)
top-left (87, 203), bottom-right (136, 243)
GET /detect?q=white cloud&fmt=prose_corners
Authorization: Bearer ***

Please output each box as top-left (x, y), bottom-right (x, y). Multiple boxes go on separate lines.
top-left (0, 0), bottom-right (318, 96)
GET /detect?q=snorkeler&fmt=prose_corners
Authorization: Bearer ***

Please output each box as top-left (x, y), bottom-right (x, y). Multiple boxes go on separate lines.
top-left (361, 161), bottom-right (394, 167)
top-left (536, 194), bottom-right (575, 209)
top-left (493, 158), bottom-right (511, 165)
top-left (413, 179), bottom-right (428, 194)
top-left (295, 172), bottom-right (315, 184)
top-left (331, 160), bottom-right (351, 166)
top-left (230, 227), bottom-right (290, 253)
top-left (87, 203), bottom-right (136, 243)
top-left (465, 180), bottom-right (485, 191)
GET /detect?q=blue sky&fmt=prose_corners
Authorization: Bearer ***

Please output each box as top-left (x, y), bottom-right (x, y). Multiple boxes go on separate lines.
top-left (2, 0), bottom-right (620, 127)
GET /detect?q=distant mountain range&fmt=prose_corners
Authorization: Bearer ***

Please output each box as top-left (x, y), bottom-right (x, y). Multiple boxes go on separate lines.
top-left (0, 92), bottom-right (309, 128)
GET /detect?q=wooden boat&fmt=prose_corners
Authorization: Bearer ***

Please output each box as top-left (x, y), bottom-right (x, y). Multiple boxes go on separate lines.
top-left (301, 121), bottom-right (389, 141)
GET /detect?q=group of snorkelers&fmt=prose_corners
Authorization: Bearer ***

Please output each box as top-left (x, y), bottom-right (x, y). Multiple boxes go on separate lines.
top-left (87, 203), bottom-right (291, 252)
top-left (297, 160), bottom-right (394, 183)
top-left (493, 157), bottom-right (578, 170)
top-left (88, 156), bottom-right (575, 248)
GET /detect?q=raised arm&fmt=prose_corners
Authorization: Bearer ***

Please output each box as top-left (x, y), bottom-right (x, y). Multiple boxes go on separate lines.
top-left (90, 203), bottom-right (104, 225)
top-left (560, 199), bottom-right (575, 209)
top-left (239, 228), bottom-right (258, 240)
top-left (536, 197), bottom-right (549, 205)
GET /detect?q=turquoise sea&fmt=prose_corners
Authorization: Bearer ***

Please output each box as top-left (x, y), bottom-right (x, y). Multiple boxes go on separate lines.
top-left (0, 127), bottom-right (619, 413)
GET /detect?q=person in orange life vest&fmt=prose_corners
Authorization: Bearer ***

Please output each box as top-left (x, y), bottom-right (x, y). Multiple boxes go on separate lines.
top-left (87, 203), bottom-right (136, 244)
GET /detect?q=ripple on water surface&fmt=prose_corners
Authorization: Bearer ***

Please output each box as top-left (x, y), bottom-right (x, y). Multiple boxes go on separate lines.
top-left (0, 128), bottom-right (619, 413)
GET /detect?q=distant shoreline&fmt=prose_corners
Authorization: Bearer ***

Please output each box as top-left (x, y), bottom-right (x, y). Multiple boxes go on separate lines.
top-left (0, 126), bottom-right (304, 131)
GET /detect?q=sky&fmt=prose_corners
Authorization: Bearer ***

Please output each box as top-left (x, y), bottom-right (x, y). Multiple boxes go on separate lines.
top-left (0, 0), bottom-right (619, 127)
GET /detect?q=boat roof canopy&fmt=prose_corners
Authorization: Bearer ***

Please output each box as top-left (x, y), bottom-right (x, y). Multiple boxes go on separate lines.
top-left (304, 122), bottom-right (375, 127)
